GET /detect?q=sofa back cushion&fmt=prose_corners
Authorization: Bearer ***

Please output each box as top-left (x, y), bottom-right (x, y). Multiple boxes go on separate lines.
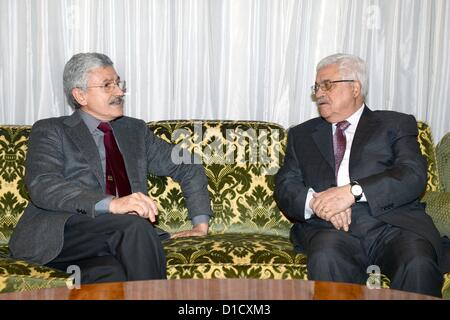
top-left (0, 126), bottom-right (31, 245)
top-left (436, 132), bottom-right (450, 192)
top-left (147, 120), bottom-right (292, 237)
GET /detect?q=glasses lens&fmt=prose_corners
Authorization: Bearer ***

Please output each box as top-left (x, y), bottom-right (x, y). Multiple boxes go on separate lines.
top-left (104, 81), bottom-right (126, 92)
top-left (323, 80), bottom-right (333, 91)
top-left (104, 83), bottom-right (114, 92)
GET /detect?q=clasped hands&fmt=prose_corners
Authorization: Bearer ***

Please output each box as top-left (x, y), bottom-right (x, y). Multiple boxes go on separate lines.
top-left (309, 185), bottom-right (355, 232)
top-left (109, 192), bottom-right (208, 238)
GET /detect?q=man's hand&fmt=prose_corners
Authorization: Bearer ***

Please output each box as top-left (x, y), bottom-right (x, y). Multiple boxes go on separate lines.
top-left (310, 185), bottom-right (354, 221)
top-left (109, 192), bottom-right (158, 222)
top-left (170, 222), bottom-right (209, 239)
top-left (329, 207), bottom-right (352, 231)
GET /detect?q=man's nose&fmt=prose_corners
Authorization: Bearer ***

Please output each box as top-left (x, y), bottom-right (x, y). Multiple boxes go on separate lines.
top-left (114, 85), bottom-right (125, 95)
top-left (315, 89), bottom-right (325, 99)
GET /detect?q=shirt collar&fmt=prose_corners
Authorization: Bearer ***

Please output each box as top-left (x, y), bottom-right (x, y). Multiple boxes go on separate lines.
top-left (334, 104), bottom-right (365, 131)
top-left (78, 109), bottom-right (103, 134)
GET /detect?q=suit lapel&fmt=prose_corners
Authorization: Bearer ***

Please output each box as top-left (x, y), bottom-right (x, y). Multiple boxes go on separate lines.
top-left (349, 106), bottom-right (380, 168)
top-left (312, 120), bottom-right (335, 172)
top-left (63, 111), bottom-right (105, 189)
top-left (311, 106), bottom-right (380, 178)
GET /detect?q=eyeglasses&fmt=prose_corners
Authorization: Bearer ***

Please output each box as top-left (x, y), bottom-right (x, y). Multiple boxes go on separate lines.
top-left (84, 80), bottom-right (127, 93)
top-left (311, 80), bottom-right (354, 95)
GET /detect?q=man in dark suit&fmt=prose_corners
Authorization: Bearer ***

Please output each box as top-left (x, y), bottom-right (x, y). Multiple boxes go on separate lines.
top-left (9, 52), bottom-right (212, 283)
top-left (275, 53), bottom-right (443, 297)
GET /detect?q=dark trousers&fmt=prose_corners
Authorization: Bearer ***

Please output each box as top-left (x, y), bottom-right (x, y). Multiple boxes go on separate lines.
top-left (46, 213), bottom-right (166, 284)
top-left (292, 205), bottom-right (443, 297)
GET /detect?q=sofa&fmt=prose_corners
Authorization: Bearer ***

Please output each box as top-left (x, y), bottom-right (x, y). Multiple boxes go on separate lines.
top-left (0, 120), bottom-right (449, 298)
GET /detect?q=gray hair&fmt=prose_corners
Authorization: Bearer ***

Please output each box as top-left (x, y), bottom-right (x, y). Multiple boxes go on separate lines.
top-left (63, 52), bottom-right (114, 109)
top-left (317, 53), bottom-right (368, 98)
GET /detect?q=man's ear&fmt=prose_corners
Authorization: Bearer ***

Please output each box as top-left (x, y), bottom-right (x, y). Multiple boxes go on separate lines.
top-left (72, 88), bottom-right (88, 107)
top-left (353, 81), bottom-right (362, 97)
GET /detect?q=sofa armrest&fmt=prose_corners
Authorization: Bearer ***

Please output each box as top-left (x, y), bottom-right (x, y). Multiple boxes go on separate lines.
top-left (421, 191), bottom-right (450, 238)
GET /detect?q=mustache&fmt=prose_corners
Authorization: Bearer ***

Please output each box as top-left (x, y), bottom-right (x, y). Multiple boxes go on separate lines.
top-left (110, 96), bottom-right (125, 105)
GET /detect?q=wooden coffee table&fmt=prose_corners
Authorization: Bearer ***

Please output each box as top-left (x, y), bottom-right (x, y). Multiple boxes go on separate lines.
top-left (0, 279), bottom-right (440, 300)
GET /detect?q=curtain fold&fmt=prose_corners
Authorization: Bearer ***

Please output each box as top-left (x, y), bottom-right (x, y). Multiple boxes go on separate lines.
top-left (0, 0), bottom-right (449, 141)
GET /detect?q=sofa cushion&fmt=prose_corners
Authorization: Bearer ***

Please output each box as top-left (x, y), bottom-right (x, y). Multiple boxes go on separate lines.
top-left (436, 133), bottom-right (450, 192)
top-left (164, 233), bottom-right (392, 288)
top-left (0, 246), bottom-right (71, 293)
top-left (421, 132), bottom-right (450, 238)
top-left (422, 192), bottom-right (450, 238)
top-left (444, 273), bottom-right (450, 299)
top-left (164, 233), bottom-right (307, 279)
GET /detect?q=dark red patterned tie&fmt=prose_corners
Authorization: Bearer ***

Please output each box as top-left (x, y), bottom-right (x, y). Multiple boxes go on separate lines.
top-left (333, 120), bottom-right (350, 177)
top-left (98, 122), bottom-right (132, 197)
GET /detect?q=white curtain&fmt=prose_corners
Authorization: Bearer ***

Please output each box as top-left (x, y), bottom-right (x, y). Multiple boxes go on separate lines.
top-left (1, 0), bottom-right (449, 141)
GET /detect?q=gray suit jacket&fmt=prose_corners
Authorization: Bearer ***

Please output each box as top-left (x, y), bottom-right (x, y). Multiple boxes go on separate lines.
top-left (9, 111), bottom-right (212, 264)
top-left (275, 106), bottom-right (442, 260)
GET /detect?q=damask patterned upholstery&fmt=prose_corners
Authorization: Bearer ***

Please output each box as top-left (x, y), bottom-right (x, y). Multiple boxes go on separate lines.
top-left (416, 122), bottom-right (440, 192)
top-left (148, 121), bottom-right (291, 236)
top-left (0, 126), bottom-right (72, 292)
top-left (0, 121), bottom-right (448, 298)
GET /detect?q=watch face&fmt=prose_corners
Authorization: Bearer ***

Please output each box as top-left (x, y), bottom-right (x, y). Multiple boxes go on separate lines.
top-left (352, 184), bottom-right (363, 196)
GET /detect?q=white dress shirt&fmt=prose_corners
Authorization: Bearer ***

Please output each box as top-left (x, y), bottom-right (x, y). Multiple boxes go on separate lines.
top-left (304, 104), bottom-right (367, 219)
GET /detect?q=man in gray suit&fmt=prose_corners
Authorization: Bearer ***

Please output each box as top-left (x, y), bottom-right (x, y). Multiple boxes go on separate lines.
top-left (9, 52), bottom-right (213, 283)
top-left (275, 53), bottom-right (443, 297)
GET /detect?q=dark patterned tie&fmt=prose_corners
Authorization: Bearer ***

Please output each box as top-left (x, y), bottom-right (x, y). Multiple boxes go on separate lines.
top-left (333, 120), bottom-right (350, 177)
top-left (98, 122), bottom-right (132, 197)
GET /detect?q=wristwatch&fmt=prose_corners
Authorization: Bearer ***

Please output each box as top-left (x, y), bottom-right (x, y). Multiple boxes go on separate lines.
top-left (350, 181), bottom-right (363, 202)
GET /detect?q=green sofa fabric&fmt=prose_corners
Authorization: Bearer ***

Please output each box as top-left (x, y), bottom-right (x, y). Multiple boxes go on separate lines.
top-left (0, 121), bottom-right (448, 298)
top-left (421, 133), bottom-right (450, 238)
